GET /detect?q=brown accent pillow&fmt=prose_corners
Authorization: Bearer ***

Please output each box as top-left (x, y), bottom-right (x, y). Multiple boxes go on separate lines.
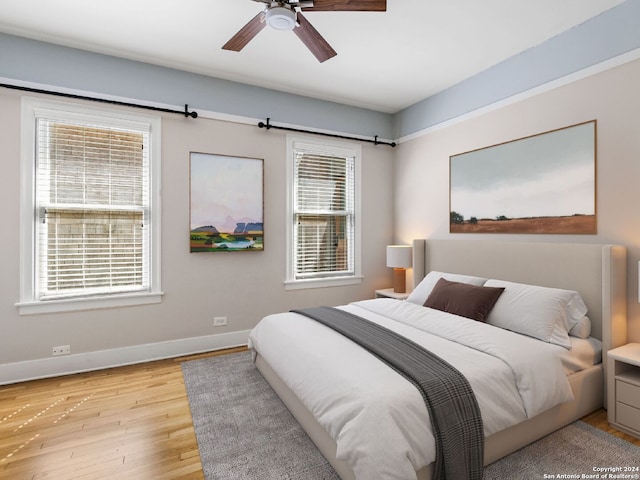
top-left (423, 278), bottom-right (505, 322)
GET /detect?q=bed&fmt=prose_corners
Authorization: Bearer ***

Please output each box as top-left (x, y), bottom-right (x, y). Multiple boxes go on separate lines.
top-left (248, 240), bottom-right (628, 480)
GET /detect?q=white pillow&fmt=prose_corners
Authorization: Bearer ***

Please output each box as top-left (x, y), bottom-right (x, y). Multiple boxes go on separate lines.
top-left (569, 316), bottom-right (591, 339)
top-left (406, 271), bottom-right (488, 305)
top-left (484, 279), bottom-right (588, 349)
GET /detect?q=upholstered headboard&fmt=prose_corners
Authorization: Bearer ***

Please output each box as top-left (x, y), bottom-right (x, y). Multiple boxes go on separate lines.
top-left (412, 239), bottom-right (627, 356)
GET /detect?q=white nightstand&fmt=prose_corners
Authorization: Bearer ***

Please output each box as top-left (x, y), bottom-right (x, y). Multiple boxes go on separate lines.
top-left (607, 343), bottom-right (640, 439)
top-left (375, 288), bottom-right (410, 300)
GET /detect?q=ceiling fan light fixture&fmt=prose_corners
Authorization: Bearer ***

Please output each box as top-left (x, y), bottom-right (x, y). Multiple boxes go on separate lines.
top-left (265, 6), bottom-right (296, 30)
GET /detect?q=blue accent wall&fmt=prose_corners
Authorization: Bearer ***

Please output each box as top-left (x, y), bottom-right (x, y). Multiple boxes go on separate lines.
top-left (393, 0), bottom-right (640, 138)
top-left (0, 32), bottom-right (393, 139)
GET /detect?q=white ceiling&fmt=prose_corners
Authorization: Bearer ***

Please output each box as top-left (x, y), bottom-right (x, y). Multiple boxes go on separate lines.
top-left (0, 0), bottom-right (625, 113)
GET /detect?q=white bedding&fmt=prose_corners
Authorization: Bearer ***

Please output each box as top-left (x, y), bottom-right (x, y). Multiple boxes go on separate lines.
top-left (248, 298), bottom-right (577, 480)
top-left (562, 336), bottom-right (602, 373)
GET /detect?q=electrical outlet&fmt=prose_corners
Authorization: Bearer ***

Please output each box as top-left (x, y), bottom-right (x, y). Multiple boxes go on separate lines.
top-left (213, 316), bottom-right (227, 327)
top-left (52, 345), bottom-right (70, 356)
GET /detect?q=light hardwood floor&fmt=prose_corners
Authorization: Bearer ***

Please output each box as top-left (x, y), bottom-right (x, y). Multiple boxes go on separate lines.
top-left (1, 347), bottom-right (638, 479)
top-left (0, 347), bottom-right (245, 480)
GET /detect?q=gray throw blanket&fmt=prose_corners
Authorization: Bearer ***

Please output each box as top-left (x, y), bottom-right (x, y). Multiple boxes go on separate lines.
top-left (292, 306), bottom-right (484, 480)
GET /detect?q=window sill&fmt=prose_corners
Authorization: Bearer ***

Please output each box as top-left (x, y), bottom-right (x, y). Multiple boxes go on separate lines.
top-left (284, 276), bottom-right (363, 291)
top-left (16, 291), bottom-right (164, 316)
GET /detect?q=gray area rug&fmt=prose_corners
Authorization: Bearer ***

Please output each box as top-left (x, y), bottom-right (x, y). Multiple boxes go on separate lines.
top-left (483, 420), bottom-right (640, 479)
top-left (182, 352), bottom-right (640, 479)
top-left (182, 351), bottom-right (340, 480)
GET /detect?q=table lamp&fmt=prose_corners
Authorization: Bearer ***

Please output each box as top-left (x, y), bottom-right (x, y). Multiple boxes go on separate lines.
top-left (386, 245), bottom-right (412, 293)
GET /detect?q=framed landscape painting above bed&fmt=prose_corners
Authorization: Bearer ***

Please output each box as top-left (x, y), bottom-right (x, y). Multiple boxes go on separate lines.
top-left (189, 152), bottom-right (264, 252)
top-left (449, 120), bottom-right (596, 234)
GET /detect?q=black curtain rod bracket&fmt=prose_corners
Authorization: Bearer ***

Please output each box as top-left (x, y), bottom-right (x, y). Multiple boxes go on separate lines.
top-left (258, 117), bottom-right (396, 147)
top-left (0, 83), bottom-right (198, 119)
top-left (184, 104), bottom-right (198, 118)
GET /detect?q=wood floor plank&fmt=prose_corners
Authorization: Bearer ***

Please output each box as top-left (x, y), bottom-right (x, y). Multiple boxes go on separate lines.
top-left (581, 408), bottom-right (640, 446)
top-left (1, 344), bottom-right (637, 479)
top-left (0, 348), bottom-right (246, 479)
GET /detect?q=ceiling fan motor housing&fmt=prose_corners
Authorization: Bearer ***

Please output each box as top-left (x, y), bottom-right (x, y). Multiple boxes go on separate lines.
top-left (266, 6), bottom-right (297, 30)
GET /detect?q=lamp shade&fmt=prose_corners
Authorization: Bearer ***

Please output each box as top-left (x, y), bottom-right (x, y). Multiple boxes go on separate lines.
top-left (386, 245), bottom-right (412, 268)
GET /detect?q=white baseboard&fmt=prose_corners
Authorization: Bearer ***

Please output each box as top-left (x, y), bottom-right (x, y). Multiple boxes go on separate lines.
top-left (0, 330), bottom-right (251, 385)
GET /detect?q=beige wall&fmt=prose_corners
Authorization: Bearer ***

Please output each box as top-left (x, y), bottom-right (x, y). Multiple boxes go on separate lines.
top-left (0, 88), bottom-right (395, 370)
top-left (4, 55), bottom-right (638, 374)
top-left (394, 57), bottom-right (640, 342)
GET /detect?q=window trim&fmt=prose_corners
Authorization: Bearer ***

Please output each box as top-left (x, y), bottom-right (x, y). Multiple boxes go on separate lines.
top-left (284, 135), bottom-right (362, 290)
top-left (17, 97), bottom-right (163, 315)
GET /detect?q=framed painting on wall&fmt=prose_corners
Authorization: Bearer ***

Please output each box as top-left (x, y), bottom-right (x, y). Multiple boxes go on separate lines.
top-left (449, 120), bottom-right (596, 234)
top-left (190, 152), bottom-right (264, 252)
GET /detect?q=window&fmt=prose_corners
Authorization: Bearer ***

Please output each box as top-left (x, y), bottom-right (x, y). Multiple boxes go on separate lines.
top-left (285, 136), bottom-right (361, 289)
top-left (18, 99), bottom-right (162, 314)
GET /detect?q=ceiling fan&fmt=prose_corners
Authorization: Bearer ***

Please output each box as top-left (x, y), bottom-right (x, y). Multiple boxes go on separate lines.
top-left (222, 0), bottom-right (387, 63)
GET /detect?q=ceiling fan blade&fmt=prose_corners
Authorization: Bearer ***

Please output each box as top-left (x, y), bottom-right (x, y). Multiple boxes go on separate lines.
top-left (301, 0), bottom-right (386, 12)
top-left (222, 12), bottom-right (266, 52)
top-left (293, 13), bottom-right (337, 63)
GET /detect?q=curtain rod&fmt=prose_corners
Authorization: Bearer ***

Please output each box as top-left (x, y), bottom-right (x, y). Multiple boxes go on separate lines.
top-left (0, 82), bottom-right (198, 118)
top-left (258, 117), bottom-right (396, 147)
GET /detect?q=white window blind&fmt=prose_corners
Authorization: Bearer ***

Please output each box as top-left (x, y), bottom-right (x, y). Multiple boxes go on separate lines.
top-left (293, 149), bottom-right (355, 280)
top-left (35, 116), bottom-right (150, 300)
